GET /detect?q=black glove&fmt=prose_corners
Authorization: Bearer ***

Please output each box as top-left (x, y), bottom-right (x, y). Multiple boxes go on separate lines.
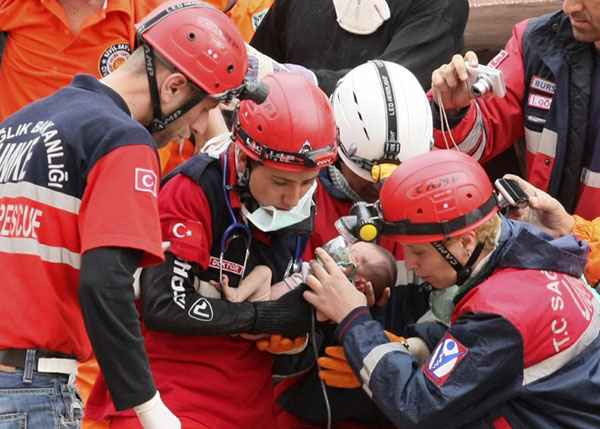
top-left (252, 284), bottom-right (313, 338)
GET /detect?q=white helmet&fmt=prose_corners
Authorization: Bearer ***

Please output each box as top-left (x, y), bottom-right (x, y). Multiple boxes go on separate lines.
top-left (332, 60), bottom-right (433, 182)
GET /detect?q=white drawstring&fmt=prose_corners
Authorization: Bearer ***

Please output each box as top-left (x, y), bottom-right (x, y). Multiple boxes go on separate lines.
top-left (436, 89), bottom-right (459, 151)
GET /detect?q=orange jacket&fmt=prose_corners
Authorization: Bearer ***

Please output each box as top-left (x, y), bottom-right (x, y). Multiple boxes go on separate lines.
top-left (228, 0), bottom-right (273, 42)
top-left (0, 0), bottom-right (165, 121)
top-left (572, 215), bottom-right (600, 286)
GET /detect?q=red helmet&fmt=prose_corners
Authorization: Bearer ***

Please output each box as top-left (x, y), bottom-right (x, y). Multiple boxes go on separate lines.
top-left (379, 149), bottom-right (498, 243)
top-left (136, 1), bottom-right (247, 98)
top-left (233, 72), bottom-right (338, 172)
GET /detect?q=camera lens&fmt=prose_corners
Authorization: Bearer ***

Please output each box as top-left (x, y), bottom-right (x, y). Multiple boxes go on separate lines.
top-left (471, 76), bottom-right (492, 97)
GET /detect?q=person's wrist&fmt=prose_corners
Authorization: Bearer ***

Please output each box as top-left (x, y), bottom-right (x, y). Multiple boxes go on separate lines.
top-left (444, 104), bottom-right (472, 121)
top-left (133, 391), bottom-right (160, 414)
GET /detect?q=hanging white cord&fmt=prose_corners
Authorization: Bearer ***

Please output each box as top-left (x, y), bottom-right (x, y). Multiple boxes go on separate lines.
top-left (311, 308), bottom-right (332, 429)
top-left (436, 89), bottom-right (460, 151)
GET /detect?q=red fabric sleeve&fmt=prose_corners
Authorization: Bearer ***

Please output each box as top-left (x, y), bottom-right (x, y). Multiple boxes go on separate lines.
top-left (432, 19), bottom-right (529, 163)
top-left (158, 174), bottom-right (213, 269)
top-left (79, 144), bottom-right (164, 267)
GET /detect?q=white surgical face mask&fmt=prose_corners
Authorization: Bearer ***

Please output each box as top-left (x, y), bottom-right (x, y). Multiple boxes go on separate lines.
top-left (201, 132), bottom-right (233, 158)
top-left (242, 181), bottom-right (317, 232)
top-left (332, 0), bottom-right (390, 35)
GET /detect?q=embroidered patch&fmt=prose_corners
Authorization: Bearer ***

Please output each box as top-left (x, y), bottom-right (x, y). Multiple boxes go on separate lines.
top-left (209, 256), bottom-right (244, 275)
top-left (135, 168), bottom-right (157, 197)
top-left (488, 50), bottom-right (508, 69)
top-left (530, 75), bottom-right (556, 95)
top-left (188, 298), bottom-right (213, 321)
top-left (167, 219), bottom-right (203, 243)
top-left (527, 93), bottom-right (552, 111)
top-left (423, 333), bottom-right (468, 386)
top-left (99, 42), bottom-right (132, 77)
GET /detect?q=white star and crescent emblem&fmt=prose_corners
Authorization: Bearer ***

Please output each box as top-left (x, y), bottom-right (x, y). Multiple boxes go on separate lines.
top-left (173, 222), bottom-right (193, 239)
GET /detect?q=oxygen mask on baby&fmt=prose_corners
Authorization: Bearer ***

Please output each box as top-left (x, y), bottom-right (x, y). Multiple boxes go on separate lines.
top-left (319, 234), bottom-right (358, 284)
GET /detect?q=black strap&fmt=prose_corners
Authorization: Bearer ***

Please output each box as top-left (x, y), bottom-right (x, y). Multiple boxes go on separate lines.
top-left (431, 241), bottom-right (485, 286)
top-left (142, 44), bottom-right (165, 131)
top-left (380, 195), bottom-right (498, 239)
top-left (142, 44), bottom-right (209, 133)
top-left (233, 112), bottom-right (336, 168)
top-left (370, 60), bottom-right (400, 162)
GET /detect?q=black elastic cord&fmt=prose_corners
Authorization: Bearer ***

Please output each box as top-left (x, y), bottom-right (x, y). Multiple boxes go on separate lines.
top-left (142, 44), bottom-right (165, 132)
top-left (370, 60), bottom-right (400, 162)
top-left (142, 44), bottom-right (208, 133)
top-left (431, 241), bottom-right (485, 285)
top-left (380, 196), bottom-right (498, 239)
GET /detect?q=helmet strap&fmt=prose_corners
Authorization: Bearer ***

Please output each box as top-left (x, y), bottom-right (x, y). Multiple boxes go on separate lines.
top-left (431, 241), bottom-right (485, 286)
top-left (142, 43), bottom-right (208, 133)
top-left (370, 60), bottom-right (400, 163)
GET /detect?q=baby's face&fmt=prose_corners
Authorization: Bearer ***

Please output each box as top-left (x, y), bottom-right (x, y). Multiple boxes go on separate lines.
top-left (347, 242), bottom-right (379, 297)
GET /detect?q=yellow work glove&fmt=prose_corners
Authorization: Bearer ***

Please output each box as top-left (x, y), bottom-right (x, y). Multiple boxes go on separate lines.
top-left (256, 334), bottom-right (308, 354)
top-left (317, 331), bottom-right (408, 389)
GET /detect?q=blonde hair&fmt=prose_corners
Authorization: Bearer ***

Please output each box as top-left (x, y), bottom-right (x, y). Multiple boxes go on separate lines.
top-left (443, 213), bottom-right (501, 251)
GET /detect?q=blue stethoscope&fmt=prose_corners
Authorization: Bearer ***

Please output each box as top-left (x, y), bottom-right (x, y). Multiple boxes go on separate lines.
top-left (220, 152), bottom-right (303, 283)
top-left (221, 152), bottom-right (252, 282)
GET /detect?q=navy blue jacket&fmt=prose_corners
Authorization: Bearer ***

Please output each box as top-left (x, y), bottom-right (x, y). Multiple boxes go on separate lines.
top-left (336, 217), bottom-right (600, 428)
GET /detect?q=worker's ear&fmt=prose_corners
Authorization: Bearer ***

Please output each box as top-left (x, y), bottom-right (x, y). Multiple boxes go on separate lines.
top-left (459, 231), bottom-right (478, 259)
top-left (160, 72), bottom-right (189, 105)
top-left (237, 150), bottom-right (248, 173)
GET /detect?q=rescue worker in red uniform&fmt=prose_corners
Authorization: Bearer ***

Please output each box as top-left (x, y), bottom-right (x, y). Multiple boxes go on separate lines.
top-left (87, 71), bottom-right (339, 429)
top-left (430, 2), bottom-right (600, 219)
top-left (272, 60), bottom-right (434, 428)
top-left (0, 2), bottom-right (253, 428)
top-left (303, 149), bottom-right (600, 428)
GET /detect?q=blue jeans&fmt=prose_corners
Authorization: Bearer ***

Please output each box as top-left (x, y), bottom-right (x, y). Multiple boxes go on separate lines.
top-left (0, 367), bottom-right (83, 429)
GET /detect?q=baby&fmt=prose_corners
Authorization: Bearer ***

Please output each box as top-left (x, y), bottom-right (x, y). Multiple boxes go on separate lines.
top-left (211, 241), bottom-right (397, 306)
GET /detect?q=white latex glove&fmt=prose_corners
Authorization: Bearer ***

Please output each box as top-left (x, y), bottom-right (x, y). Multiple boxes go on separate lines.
top-left (134, 391), bottom-right (181, 429)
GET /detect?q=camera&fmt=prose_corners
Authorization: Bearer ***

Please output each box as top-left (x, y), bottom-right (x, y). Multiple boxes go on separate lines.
top-left (494, 178), bottom-right (529, 212)
top-left (465, 62), bottom-right (506, 99)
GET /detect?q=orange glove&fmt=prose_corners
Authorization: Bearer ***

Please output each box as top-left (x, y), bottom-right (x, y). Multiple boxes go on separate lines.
top-left (318, 345), bottom-right (360, 388)
top-left (256, 334), bottom-right (308, 354)
top-left (317, 331), bottom-right (408, 389)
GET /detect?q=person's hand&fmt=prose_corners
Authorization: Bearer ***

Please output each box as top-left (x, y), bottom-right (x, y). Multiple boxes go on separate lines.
top-left (502, 174), bottom-right (575, 238)
top-left (431, 51), bottom-right (479, 111)
top-left (318, 331), bottom-right (408, 388)
top-left (256, 334), bottom-right (308, 354)
top-left (253, 284), bottom-right (313, 338)
top-left (245, 44), bottom-right (317, 85)
top-left (134, 392), bottom-right (181, 429)
top-left (209, 265), bottom-right (271, 303)
top-left (318, 346), bottom-right (361, 388)
top-left (364, 283), bottom-right (391, 308)
top-left (303, 248), bottom-right (367, 324)
top-left (209, 274), bottom-right (242, 300)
